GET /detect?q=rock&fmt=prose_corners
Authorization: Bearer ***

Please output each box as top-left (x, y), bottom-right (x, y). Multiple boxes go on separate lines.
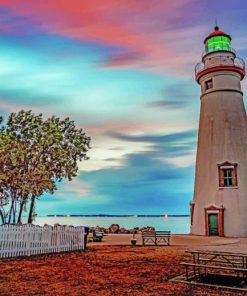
top-left (108, 224), bottom-right (120, 233)
top-left (88, 224), bottom-right (155, 234)
top-left (140, 226), bottom-right (155, 233)
top-left (119, 228), bottom-right (127, 233)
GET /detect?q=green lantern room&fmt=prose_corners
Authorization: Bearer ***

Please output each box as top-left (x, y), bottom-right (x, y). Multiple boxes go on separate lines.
top-left (204, 26), bottom-right (232, 54)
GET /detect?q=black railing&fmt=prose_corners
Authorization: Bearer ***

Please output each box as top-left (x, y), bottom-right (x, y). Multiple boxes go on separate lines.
top-left (195, 56), bottom-right (245, 75)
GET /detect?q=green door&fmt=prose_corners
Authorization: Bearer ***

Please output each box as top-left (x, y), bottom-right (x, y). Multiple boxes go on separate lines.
top-left (208, 214), bottom-right (219, 236)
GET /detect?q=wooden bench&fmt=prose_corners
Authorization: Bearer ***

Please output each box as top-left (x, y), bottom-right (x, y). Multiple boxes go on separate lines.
top-left (142, 231), bottom-right (171, 246)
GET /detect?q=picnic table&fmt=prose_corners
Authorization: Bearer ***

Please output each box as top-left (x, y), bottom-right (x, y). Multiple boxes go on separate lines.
top-left (178, 249), bottom-right (247, 290)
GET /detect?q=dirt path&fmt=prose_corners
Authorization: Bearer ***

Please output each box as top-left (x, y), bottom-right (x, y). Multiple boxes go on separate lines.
top-left (0, 245), bottom-right (247, 296)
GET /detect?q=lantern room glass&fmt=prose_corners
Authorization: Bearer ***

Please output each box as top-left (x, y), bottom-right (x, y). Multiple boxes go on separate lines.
top-left (206, 36), bottom-right (231, 53)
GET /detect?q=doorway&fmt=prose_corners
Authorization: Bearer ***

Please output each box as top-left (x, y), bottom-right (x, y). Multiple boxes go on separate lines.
top-left (208, 213), bottom-right (219, 236)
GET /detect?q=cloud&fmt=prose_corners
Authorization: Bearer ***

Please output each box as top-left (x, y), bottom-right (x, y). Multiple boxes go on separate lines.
top-left (57, 149), bottom-right (195, 215)
top-left (36, 126), bottom-right (197, 215)
top-left (104, 158), bottom-right (120, 162)
top-left (1, 0), bottom-right (246, 77)
top-left (60, 179), bottom-right (92, 198)
top-left (145, 79), bottom-right (198, 109)
top-left (164, 82), bottom-right (197, 100)
top-left (108, 146), bottom-right (125, 151)
top-left (0, 8), bottom-right (38, 36)
top-left (105, 130), bottom-right (197, 168)
top-left (107, 130), bottom-right (196, 144)
top-left (0, 0), bottom-right (206, 75)
top-left (100, 51), bottom-right (145, 69)
top-left (145, 100), bottom-right (188, 109)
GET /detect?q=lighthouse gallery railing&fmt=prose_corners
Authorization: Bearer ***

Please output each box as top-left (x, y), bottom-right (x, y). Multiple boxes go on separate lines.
top-left (195, 56), bottom-right (245, 76)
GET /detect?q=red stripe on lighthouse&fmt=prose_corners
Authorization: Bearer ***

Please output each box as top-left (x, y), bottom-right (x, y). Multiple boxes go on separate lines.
top-left (196, 66), bottom-right (245, 82)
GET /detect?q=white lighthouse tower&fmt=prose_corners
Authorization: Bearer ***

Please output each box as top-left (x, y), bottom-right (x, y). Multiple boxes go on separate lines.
top-left (191, 26), bottom-right (247, 237)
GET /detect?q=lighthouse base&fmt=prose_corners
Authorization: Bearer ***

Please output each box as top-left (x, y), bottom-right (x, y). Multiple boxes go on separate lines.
top-left (191, 198), bottom-right (247, 237)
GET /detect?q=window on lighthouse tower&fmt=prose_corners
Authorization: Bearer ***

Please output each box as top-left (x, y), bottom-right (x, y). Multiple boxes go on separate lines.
top-left (223, 169), bottom-right (233, 186)
top-left (218, 162), bottom-right (238, 188)
top-left (205, 79), bottom-right (213, 90)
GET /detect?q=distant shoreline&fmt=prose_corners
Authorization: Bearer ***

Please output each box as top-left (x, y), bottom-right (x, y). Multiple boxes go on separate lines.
top-left (34, 215), bottom-right (191, 233)
top-left (46, 214), bottom-right (190, 217)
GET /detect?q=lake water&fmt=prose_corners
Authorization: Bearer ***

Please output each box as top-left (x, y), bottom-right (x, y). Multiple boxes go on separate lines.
top-left (34, 216), bottom-right (191, 234)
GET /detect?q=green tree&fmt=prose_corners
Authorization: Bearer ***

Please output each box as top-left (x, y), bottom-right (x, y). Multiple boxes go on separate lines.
top-left (0, 110), bottom-right (91, 224)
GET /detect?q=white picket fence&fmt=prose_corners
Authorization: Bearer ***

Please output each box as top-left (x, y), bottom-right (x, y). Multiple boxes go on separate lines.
top-left (0, 224), bottom-right (85, 258)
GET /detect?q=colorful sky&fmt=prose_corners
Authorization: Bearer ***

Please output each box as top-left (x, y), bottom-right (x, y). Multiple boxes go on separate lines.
top-left (0, 0), bottom-right (247, 215)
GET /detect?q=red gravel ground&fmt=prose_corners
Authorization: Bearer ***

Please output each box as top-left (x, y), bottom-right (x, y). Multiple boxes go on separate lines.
top-left (0, 246), bottom-right (246, 296)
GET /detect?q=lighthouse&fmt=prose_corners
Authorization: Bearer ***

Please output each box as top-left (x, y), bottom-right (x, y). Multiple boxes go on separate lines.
top-left (191, 26), bottom-right (247, 237)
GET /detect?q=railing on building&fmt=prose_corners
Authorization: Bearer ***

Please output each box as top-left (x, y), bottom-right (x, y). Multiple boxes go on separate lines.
top-left (195, 56), bottom-right (245, 76)
top-left (0, 224), bottom-right (85, 258)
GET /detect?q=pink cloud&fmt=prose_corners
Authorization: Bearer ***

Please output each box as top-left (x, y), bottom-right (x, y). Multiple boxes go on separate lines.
top-left (0, 0), bottom-right (200, 74)
top-left (83, 119), bottom-right (195, 135)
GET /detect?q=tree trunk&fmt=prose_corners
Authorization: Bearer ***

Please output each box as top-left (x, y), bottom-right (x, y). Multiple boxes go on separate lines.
top-left (8, 199), bottom-right (14, 224)
top-left (0, 208), bottom-right (5, 224)
top-left (12, 200), bottom-right (17, 224)
top-left (8, 190), bottom-right (17, 224)
top-left (28, 195), bottom-right (35, 224)
top-left (17, 200), bottom-right (25, 224)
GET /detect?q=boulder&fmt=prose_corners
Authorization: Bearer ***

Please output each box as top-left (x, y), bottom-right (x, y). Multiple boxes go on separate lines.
top-left (140, 226), bottom-right (155, 233)
top-left (108, 224), bottom-right (120, 233)
top-left (119, 228), bottom-right (127, 233)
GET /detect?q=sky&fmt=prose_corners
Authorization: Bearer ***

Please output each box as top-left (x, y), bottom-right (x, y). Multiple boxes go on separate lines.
top-left (0, 0), bottom-right (247, 215)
